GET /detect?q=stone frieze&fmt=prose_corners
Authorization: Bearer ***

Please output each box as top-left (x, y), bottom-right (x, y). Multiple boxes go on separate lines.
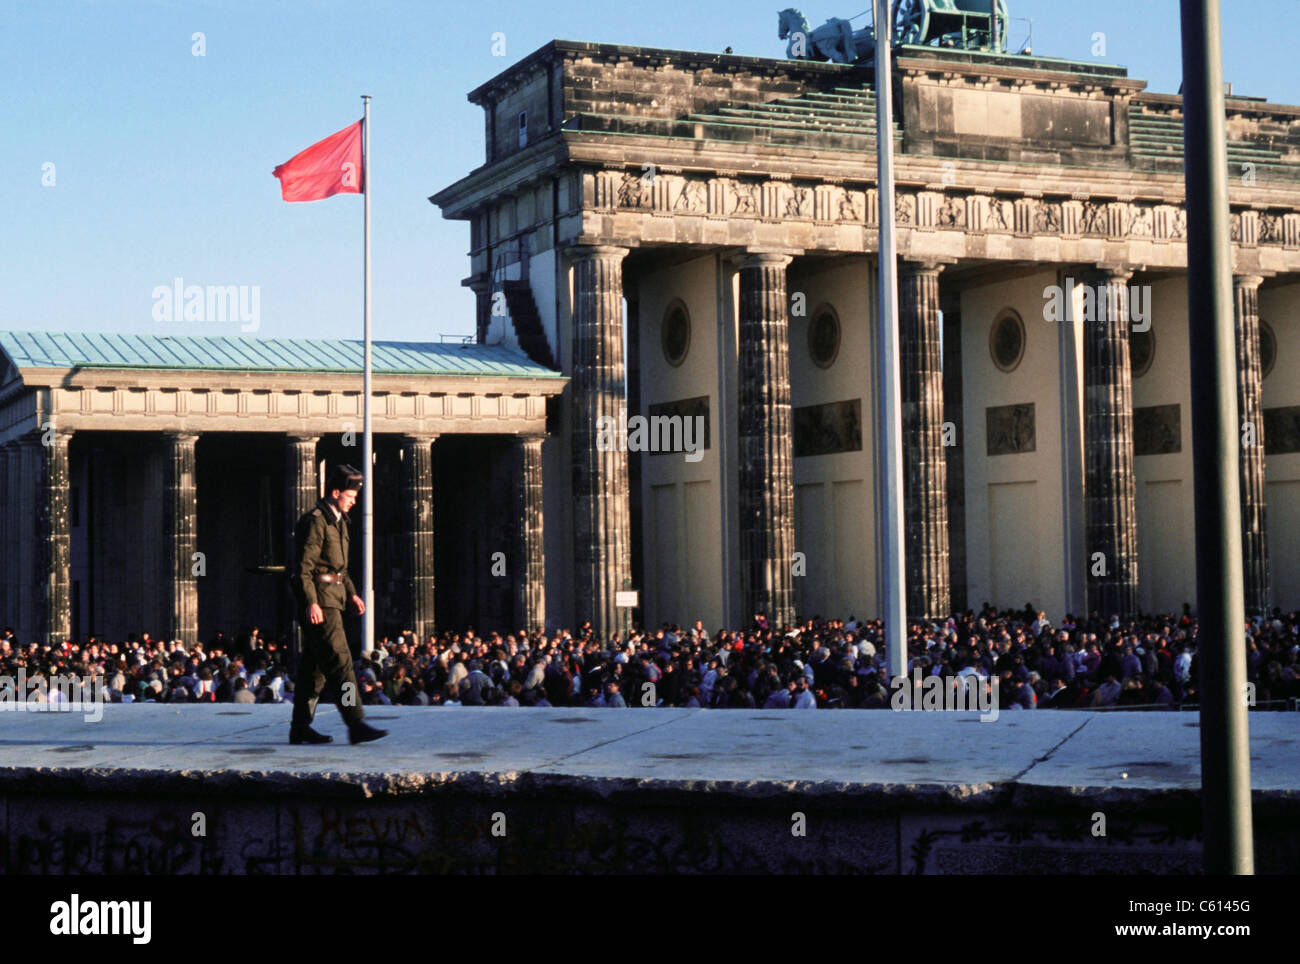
top-left (584, 168), bottom-right (1298, 247)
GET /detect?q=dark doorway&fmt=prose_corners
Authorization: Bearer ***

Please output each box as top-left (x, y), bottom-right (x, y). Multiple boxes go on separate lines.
top-left (433, 435), bottom-right (515, 635)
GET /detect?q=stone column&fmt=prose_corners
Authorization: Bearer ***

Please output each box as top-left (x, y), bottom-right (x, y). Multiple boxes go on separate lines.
top-left (1234, 275), bottom-right (1271, 615)
top-left (399, 434), bottom-right (437, 643)
top-left (4, 441), bottom-right (23, 639)
top-left (512, 435), bottom-right (546, 634)
top-left (468, 277), bottom-right (493, 345)
top-left (28, 430), bottom-right (72, 646)
top-left (162, 432), bottom-right (199, 645)
top-left (900, 261), bottom-right (951, 619)
top-left (626, 288), bottom-right (645, 631)
top-left (0, 443), bottom-right (9, 634)
top-left (1083, 266), bottom-right (1139, 617)
top-left (285, 435), bottom-right (320, 658)
top-left (570, 244), bottom-right (632, 638)
top-left (737, 251), bottom-right (797, 628)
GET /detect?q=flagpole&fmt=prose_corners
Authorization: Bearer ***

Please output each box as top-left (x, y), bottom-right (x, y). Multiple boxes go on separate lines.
top-left (361, 93), bottom-right (374, 655)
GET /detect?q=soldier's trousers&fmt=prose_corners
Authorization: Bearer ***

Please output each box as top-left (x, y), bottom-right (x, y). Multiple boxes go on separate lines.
top-left (292, 606), bottom-right (365, 728)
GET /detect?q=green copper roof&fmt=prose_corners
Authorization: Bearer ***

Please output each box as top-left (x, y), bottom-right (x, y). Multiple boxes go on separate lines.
top-left (0, 331), bottom-right (562, 379)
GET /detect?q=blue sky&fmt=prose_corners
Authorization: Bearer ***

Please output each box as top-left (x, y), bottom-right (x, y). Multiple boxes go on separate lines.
top-left (4, 0), bottom-right (1296, 343)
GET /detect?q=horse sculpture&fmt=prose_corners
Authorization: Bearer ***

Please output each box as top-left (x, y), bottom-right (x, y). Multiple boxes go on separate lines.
top-left (779, 1), bottom-right (1010, 64)
top-left (777, 8), bottom-right (873, 64)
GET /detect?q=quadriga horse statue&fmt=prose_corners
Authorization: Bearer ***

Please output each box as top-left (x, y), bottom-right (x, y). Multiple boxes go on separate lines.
top-left (777, 8), bottom-right (874, 64)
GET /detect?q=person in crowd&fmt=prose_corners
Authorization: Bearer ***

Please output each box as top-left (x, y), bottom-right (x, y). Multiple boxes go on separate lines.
top-left (9, 606), bottom-right (1298, 716)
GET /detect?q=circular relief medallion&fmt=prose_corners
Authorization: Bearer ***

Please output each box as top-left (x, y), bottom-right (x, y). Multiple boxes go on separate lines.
top-left (989, 310), bottom-right (1025, 372)
top-left (1260, 320), bottom-right (1277, 379)
top-left (1129, 327), bottom-right (1155, 378)
top-left (809, 307), bottom-right (841, 369)
top-left (661, 302), bottom-right (690, 367)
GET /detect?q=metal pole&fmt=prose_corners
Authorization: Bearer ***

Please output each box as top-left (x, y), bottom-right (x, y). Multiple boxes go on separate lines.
top-left (1178, 0), bottom-right (1253, 874)
top-left (361, 93), bottom-right (374, 656)
top-left (875, 0), bottom-right (907, 683)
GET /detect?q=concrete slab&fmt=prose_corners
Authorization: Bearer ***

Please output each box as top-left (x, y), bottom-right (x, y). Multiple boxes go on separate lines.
top-left (1, 706), bottom-right (1296, 873)
top-left (527, 708), bottom-right (1089, 800)
top-left (1016, 712), bottom-right (1300, 800)
top-left (0, 705), bottom-right (1294, 804)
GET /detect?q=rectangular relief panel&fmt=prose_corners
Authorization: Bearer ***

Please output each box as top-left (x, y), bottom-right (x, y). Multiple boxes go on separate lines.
top-left (986, 402), bottom-right (1036, 455)
top-left (793, 399), bottom-right (862, 458)
top-left (646, 396), bottom-right (710, 455)
top-left (1133, 404), bottom-right (1181, 455)
top-left (1264, 406), bottom-right (1300, 455)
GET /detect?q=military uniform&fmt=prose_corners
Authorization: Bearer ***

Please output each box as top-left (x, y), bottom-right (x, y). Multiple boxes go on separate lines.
top-left (291, 496), bottom-right (366, 729)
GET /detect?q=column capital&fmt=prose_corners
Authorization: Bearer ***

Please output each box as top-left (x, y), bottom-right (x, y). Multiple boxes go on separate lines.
top-left (901, 258), bottom-right (954, 277)
top-left (19, 427), bottom-right (71, 447)
top-left (1233, 274), bottom-right (1267, 291)
top-left (567, 244), bottom-right (630, 264)
top-left (162, 430), bottom-right (200, 443)
top-left (513, 433), bottom-right (547, 445)
top-left (1087, 263), bottom-right (1137, 283)
top-left (399, 432), bottom-right (440, 444)
top-left (731, 248), bottom-right (798, 270)
top-left (285, 432), bottom-right (320, 443)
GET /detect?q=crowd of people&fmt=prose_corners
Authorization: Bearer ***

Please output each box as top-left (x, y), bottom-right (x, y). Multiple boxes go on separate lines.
top-left (2, 603), bottom-right (1298, 711)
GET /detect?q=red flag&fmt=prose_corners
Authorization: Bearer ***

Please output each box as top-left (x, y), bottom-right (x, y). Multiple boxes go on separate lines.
top-left (272, 120), bottom-right (364, 202)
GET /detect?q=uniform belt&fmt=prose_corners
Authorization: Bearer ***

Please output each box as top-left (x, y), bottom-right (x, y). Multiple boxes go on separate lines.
top-left (314, 572), bottom-right (345, 585)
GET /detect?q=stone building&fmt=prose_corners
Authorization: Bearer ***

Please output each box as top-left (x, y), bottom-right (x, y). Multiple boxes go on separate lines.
top-left (5, 37), bottom-right (1300, 647)
top-left (0, 333), bottom-right (561, 646)
top-left (430, 37), bottom-right (1300, 636)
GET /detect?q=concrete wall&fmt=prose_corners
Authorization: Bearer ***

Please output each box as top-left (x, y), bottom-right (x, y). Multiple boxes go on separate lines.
top-left (1, 785), bottom-right (1237, 875)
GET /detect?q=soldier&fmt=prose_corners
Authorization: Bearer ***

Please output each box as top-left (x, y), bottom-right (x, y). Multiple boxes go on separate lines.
top-left (289, 463), bottom-right (387, 745)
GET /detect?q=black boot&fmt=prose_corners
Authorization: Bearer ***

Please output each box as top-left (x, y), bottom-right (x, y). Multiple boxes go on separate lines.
top-left (348, 720), bottom-right (388, 745)
top-left (289, 723), bottom-right (333, 745)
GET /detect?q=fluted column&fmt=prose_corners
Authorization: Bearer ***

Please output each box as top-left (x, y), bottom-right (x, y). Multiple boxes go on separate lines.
top-left (162, 432), bottom-right (199, 645)
top-left (5, 441), bottom-right (25, 639)
top-left (28, 430), bottom-right (72, 646)
top-left (400, 434), bottom-right (437, 642)
top-left (1234, 275), bottom-right (1270, 615)
top-left (0, 443), bottom-right (9, 634)
top-left (1083, 266), bottom-right (1139, 617)
top-left (512, 435), bottom-right (546, 633)
top-left (738, 251), bottom-right (797, 628)
top-left (900, 261), bottom-right (951, 619)
top-left (284, 435), bottom-right (320, 658)
top-left (570, 244), bottom-right (632, 637)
